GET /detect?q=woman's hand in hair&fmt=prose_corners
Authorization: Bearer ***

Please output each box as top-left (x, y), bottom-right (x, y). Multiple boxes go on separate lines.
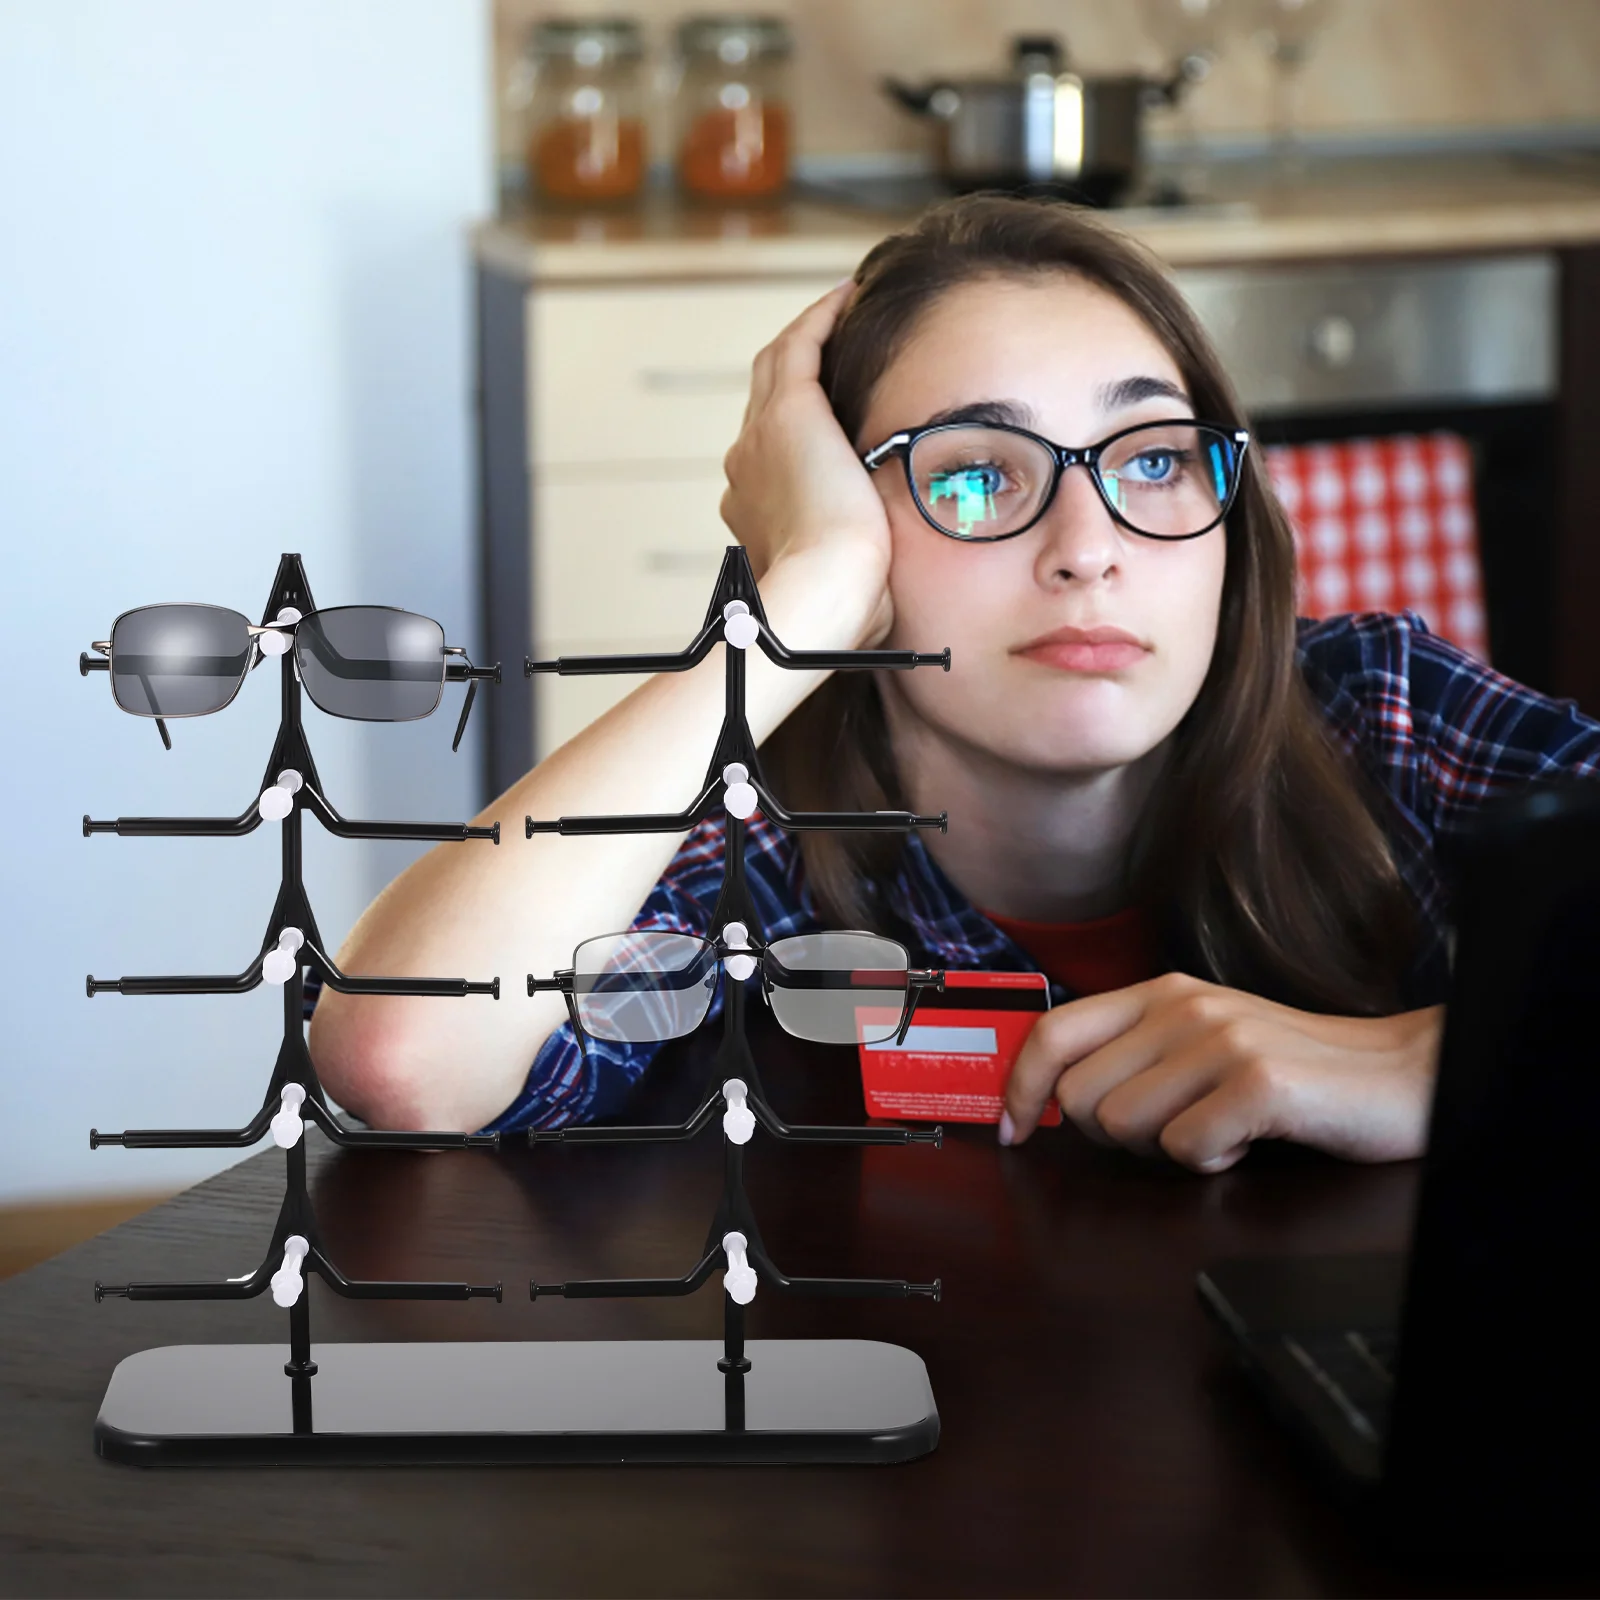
top-left (721, 281), bottom-right (894, 647)
top-left (1000, 972), bottom-right (1445, 1173)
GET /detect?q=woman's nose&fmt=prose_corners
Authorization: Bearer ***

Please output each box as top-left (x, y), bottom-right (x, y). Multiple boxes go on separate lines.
top-left (1032, 466), bottom-right (1122, 587)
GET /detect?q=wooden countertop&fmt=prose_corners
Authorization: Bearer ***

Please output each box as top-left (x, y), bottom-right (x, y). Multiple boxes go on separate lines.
top-left (475, 151), bottom-right (1600, 282)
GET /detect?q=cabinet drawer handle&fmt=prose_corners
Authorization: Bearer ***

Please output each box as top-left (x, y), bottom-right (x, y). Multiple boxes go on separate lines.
top-left (638, 368), bottom-right (750, 394)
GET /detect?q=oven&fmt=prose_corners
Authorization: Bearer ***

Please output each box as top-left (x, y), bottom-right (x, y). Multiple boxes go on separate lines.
top-left (1175, 254), bottom-right (1558, 690)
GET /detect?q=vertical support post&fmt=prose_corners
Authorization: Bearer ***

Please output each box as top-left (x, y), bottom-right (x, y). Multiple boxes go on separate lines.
top-left (717, 1124), bottom-right (752, 1431)
top-left (282, 1137), bottom-right (318, 1381)
top-left (720, 1297), bottom-right (749, 1431)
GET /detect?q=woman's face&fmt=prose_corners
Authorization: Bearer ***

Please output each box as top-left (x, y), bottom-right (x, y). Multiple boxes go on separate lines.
top-left (858, 273), bottom-right (1226, 777)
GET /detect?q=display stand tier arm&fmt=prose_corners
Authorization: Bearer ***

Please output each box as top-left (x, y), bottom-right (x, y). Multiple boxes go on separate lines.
top-left (91, 980), bottom-right (500, 1152)
top-left (87, 920), bottom-right (498, 999)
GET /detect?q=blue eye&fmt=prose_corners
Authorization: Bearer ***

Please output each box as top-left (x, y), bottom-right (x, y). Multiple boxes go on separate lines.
top-left (1126, 449), bottom-right (1179, 483)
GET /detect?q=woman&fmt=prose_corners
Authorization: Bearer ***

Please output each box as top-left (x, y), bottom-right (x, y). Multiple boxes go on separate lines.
top-left (309, 195), bottom-right (1600, 1172)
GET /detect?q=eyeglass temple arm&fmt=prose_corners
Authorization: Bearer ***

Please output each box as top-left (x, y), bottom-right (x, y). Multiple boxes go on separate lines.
top-left (87, 935), bottom-right (499, 999)
top-left (526, 776), bottom-right (722, 837)
top-left (445, 656), bottom-right (500, 753)
top-left (897, 970), bottom-right (945, 1046)
top-left (80, 648), bottom-right (172, 750)
top-left (524, 618), bottom-right (723, 679)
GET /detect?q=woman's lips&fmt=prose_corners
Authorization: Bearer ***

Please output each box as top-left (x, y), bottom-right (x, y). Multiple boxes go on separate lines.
top-left (1015, 627), bottom-right (1151, 674)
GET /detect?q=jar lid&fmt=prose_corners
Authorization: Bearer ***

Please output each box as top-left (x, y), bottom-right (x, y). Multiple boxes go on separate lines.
top-left (529, 17), bottom-right (645, 66)
top-left (676, 15), bottom-right (792, 64)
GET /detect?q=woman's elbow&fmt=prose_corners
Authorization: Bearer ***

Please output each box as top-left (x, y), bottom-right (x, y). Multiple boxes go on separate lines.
top-left (307, 991), bottom-right (481, 1133)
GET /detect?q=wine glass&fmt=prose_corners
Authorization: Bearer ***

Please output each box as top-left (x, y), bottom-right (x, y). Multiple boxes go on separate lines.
top-left (1143, 0), bottom-right (1231, 197)
top-left (1248, 0), bottom-right (1338, 176)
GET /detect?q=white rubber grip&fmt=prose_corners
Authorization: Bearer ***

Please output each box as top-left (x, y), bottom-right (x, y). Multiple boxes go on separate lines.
top-left (257, 768), bottom-right (304, 822)
top-left (261, 926), bottom-right (306, 986)
top-left (722, 762), bottom-right (758, 820)
top-left (722, 1230), bottom-right (757, 1305)
top-left (722, 601), bottom-right (759, 650)
top-left (722, 1078), bottom-right (755, 1145)
top-left (270, 1082), bottom-right (307, 1149)
top-left (270, 1234), bottom-right (310, 1308)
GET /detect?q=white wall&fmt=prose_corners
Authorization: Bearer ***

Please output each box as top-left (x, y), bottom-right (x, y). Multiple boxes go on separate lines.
top-left (0, 1), bottom-right (492, 1202)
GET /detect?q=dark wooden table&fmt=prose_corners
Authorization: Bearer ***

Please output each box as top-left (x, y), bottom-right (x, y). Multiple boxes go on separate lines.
top-left (0, 1020), bottom-right (1517, 1597)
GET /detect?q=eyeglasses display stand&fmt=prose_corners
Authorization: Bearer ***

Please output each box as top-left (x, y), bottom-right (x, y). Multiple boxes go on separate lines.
top-left (89, 553), bottom-right (511, 1465)
top-left (86, 548), bottom-right (954, 1467)
top-left (512, 544), bottom-right (953, 1464)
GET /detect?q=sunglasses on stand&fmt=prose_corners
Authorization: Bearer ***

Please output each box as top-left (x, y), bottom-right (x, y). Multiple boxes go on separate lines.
top-left (863, 417), bottom-right (1251, 543)
top-left (80, 602), bottom-right (497, 750)
top-left (529, 926), bottom-right (944, 1050)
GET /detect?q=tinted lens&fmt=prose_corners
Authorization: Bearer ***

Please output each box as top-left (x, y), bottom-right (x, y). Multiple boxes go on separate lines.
top-left (765, 932), bottom-right (909, 1045)
top-left (909, 426), bottom-right (1054, 539)
top-left (109, 604), bottom-right (251, 717)
top-left (1096, 423), bottom-right (1240, 538)
top-left (572, 931), bottom-right (718, 1043)
top-left (295, 607), bottom-right (445, 721)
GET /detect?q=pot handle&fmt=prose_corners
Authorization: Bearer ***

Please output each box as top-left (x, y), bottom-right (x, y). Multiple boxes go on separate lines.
top-left (881, 76), bottom-right (957, 118)
top-left (1145, 52), bottom-right (1211, 109)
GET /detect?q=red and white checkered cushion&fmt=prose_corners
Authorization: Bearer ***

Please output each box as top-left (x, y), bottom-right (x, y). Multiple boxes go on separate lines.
top-left (1264, 432), bottom-right (1489, 662)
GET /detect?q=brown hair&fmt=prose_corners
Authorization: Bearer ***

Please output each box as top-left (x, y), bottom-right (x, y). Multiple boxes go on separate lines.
top-left (761, 194), bottom-right (1420, 1015)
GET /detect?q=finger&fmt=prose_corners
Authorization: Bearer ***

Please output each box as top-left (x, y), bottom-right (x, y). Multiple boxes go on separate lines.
top-left (1048, 1008), bottom-right (1205, 1141)
top-left (743, 340), bottom-right (779, 423)
top-left (1088, 1048), bottom-right (1231, 1158)
top-left (1157, 1062), bottom-right (1280, 1173)
top-left (1002, 986), bottom-right (1154, 1144)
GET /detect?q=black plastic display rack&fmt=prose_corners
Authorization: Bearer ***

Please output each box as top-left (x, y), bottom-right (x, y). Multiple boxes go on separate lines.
top-left (515, 546), bottom-right (951, 1463)
top-left (88, 555), bottom-right (509, 1464)
top-left (87, 547), bottom-right (953, 1466)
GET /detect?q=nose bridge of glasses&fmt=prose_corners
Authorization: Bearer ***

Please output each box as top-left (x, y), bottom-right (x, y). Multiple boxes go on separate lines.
top-left (1033, 448), bottom-right (1126, 554)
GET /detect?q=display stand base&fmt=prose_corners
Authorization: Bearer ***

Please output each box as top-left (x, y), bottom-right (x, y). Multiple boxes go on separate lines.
top-left (95, 1338), bottom-right (939, 1466)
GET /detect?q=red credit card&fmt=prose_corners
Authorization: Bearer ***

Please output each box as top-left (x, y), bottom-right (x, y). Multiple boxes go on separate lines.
top-left (855, 970), bottom-right (1059, 1126)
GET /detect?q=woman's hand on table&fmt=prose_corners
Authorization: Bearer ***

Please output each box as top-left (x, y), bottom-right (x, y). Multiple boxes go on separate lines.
top-left (1000, 972), bottom-right (1445, 1173)
top-left (720, 280), bottom-right (894, 648)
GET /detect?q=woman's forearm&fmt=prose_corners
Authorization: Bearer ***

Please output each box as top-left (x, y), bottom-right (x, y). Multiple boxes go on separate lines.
top-left (307, 547), bottom-right (884, 1133)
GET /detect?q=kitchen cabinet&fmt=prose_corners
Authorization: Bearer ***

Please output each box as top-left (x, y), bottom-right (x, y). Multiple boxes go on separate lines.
top-left (479, 270), bottom-right (838, 779)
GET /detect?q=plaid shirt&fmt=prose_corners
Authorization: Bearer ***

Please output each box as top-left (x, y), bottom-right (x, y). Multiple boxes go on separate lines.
top-left (386, 611), bottom-right (1600, 1136)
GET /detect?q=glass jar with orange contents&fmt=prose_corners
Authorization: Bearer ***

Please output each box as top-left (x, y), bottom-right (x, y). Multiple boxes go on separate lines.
top-left (673, 16), bottom-right (792, 202)
top-left (521, 18), bottom-right (646, 205)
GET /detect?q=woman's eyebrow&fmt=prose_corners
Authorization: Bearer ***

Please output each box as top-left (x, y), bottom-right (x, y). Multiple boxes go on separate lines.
top-left (920, 399), bottom-right (1037, 429)
top-left (1096, 375), bottom-right (1191, 411)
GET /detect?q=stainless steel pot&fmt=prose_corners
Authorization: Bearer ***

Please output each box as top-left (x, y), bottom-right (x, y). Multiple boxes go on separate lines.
top-left (883, 36), bottom-right (1190, 207)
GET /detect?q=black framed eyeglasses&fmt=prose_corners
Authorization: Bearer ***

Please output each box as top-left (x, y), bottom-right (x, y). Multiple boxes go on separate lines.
top-left (862, 417), bottom-right (1251, 543)
top-left (528, 925), bottom-right (945, 1048)
top-left (81, 603), bottom-right (498, 751)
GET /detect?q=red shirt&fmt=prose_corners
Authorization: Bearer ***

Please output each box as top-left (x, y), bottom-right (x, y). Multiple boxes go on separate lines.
top-left (982, 904), bottom-right (1158, 997)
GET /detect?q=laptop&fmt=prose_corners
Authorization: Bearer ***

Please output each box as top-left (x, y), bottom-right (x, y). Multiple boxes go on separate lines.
top-left (1198, 781), bottom-right (1600, 1557)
